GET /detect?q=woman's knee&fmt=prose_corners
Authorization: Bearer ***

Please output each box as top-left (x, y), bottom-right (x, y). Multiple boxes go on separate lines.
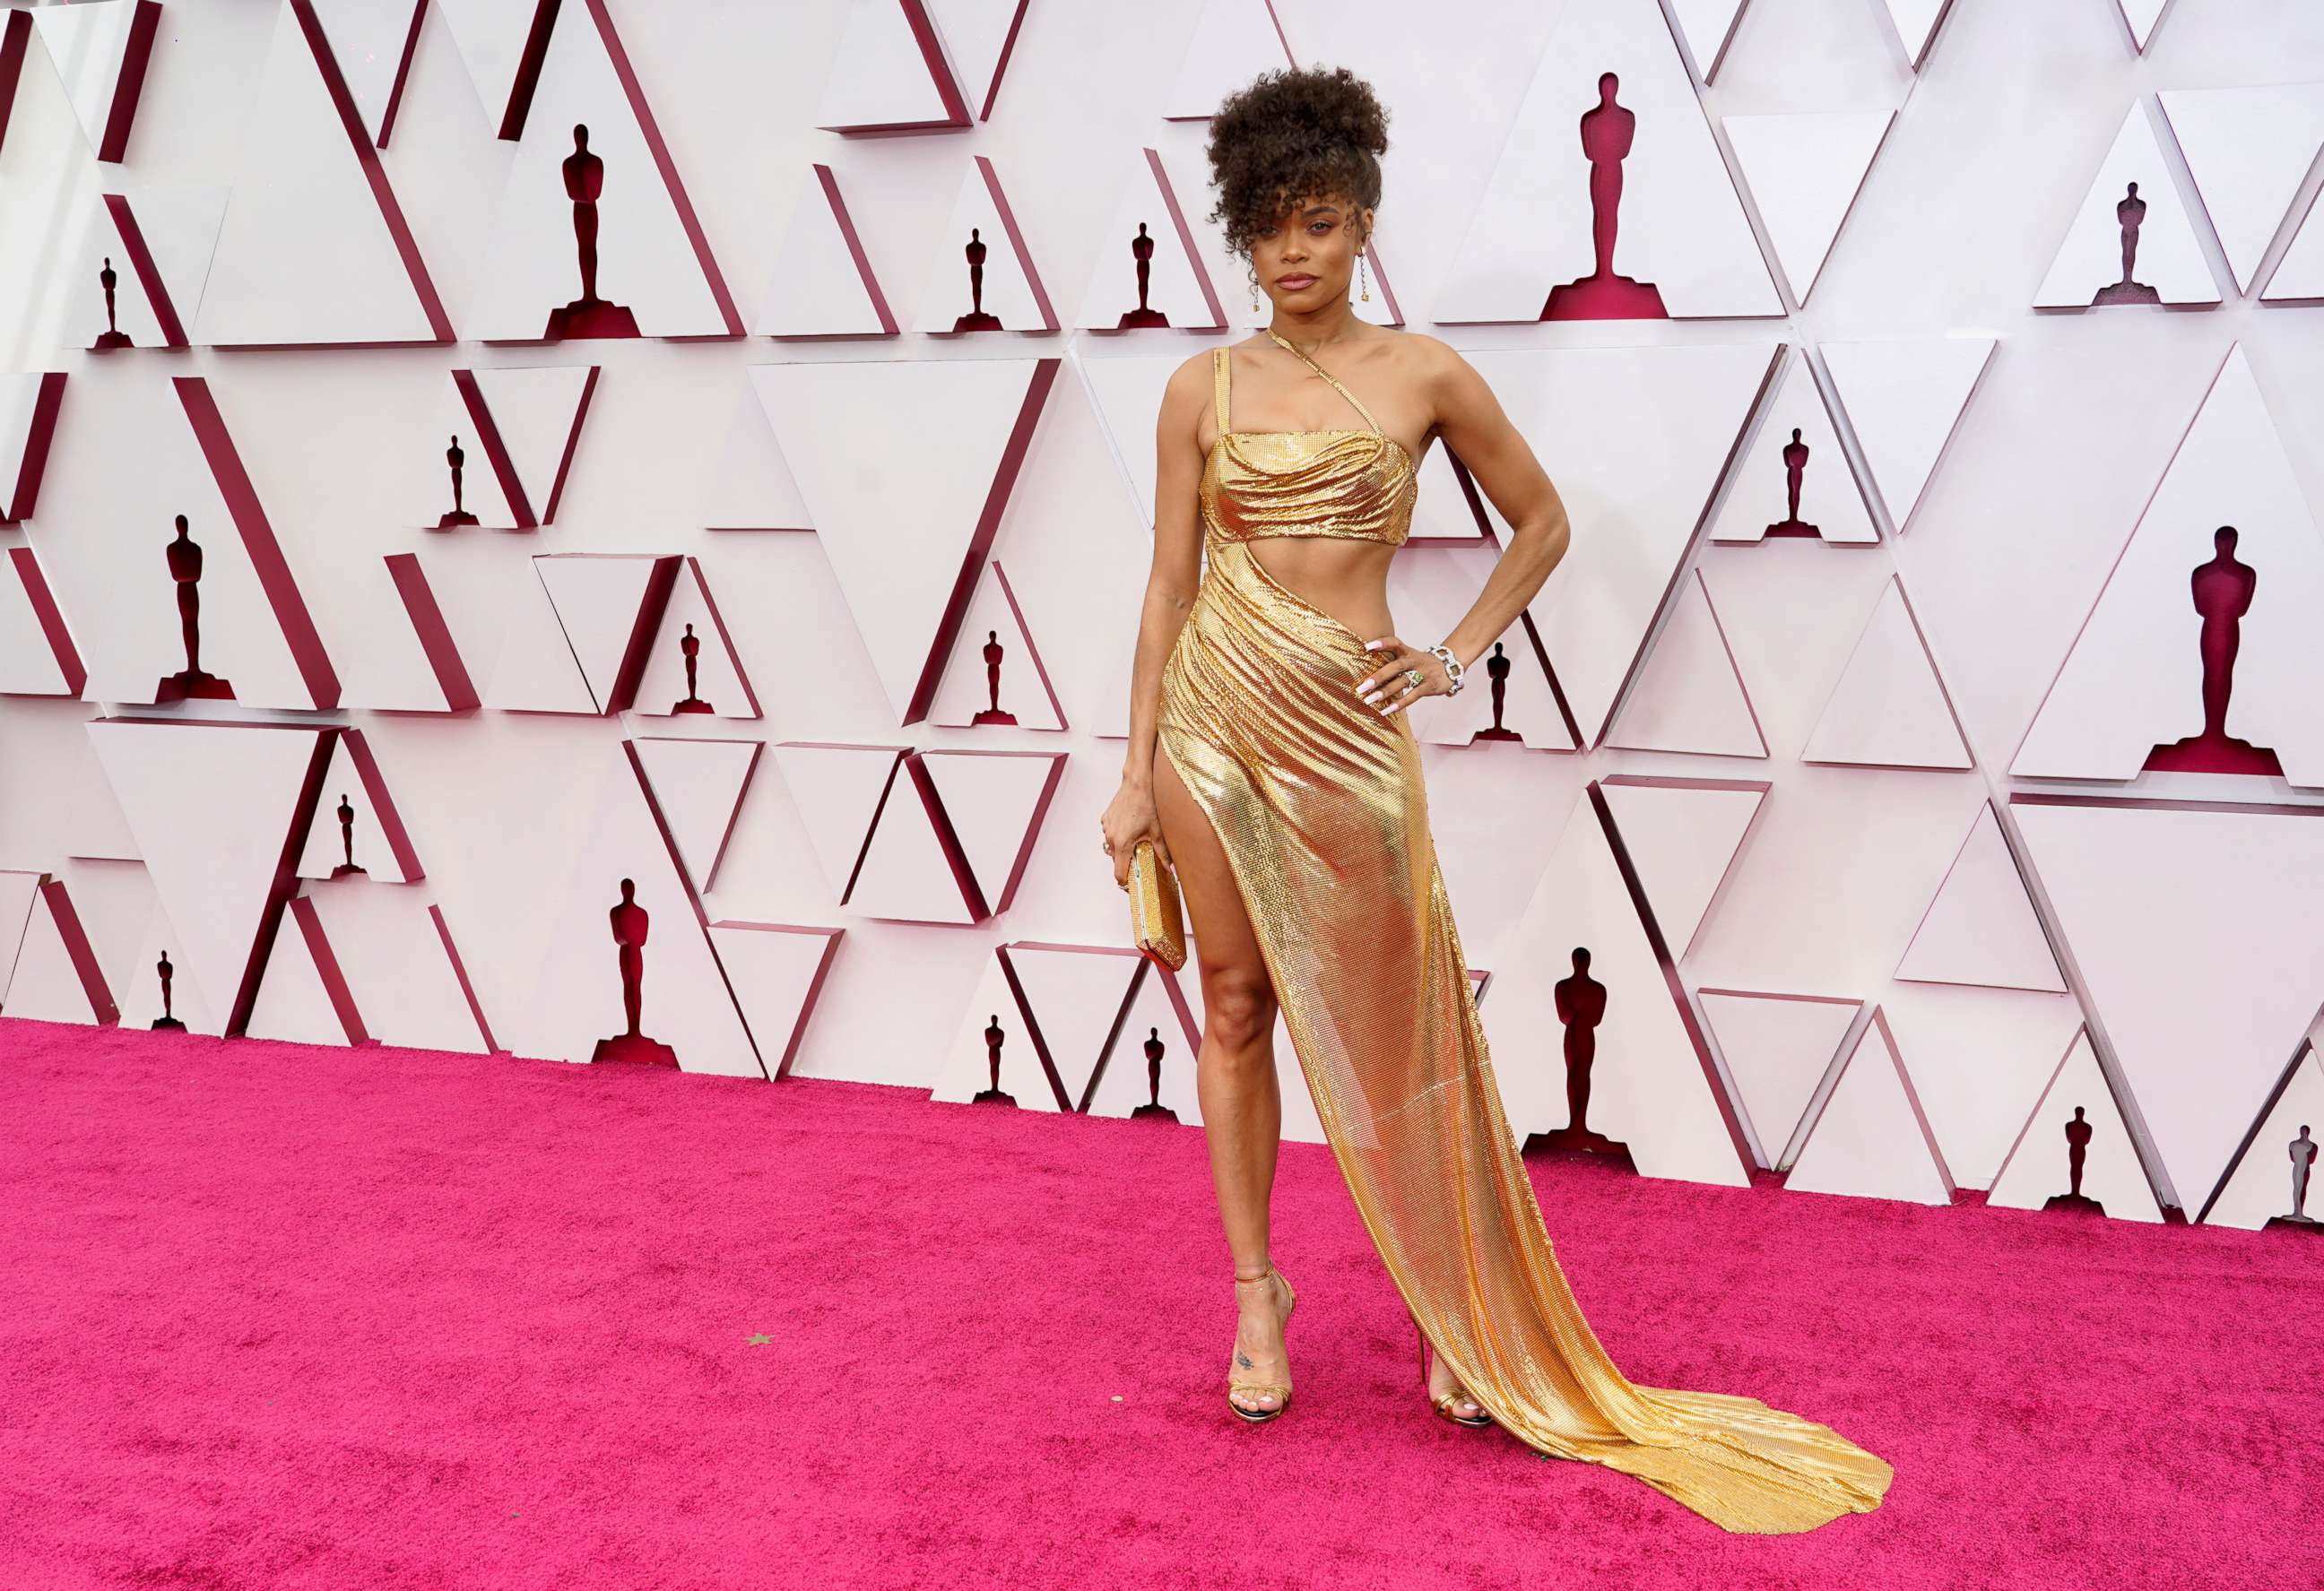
top-left (1201, 967), bottom-right (1278, 1057)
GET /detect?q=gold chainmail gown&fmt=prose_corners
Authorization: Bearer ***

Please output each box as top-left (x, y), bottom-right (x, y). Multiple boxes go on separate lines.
top-left (1155, 333), bottom-right (1894, 1535)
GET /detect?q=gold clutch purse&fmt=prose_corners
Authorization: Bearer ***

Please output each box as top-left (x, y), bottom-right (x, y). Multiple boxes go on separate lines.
top-left (1127, 837), bottom-right (1187, 970)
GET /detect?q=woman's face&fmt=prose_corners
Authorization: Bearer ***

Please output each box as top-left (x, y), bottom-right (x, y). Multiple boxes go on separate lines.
top-left (1250, 193), bottom-right (1371, 309)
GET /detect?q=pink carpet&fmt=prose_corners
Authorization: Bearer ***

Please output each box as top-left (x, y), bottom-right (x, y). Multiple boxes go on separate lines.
top-left (1, 1018), bottom-right (2314, 1590)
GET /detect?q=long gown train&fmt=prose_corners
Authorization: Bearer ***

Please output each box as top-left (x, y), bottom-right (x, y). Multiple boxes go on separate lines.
top-left (1155, 341), bottom-right (1894, 1535)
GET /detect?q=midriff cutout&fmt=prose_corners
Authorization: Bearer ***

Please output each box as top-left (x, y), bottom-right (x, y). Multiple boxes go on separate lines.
top-left (1243, 534), bottom-right (1397, 644)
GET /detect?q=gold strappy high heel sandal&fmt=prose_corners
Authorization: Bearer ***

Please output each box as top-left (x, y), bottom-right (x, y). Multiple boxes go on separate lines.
top-left (1227, 1264), bottom-right (1296, 1422)
top-left (1416, 1320), bottom-right (1493, 1427)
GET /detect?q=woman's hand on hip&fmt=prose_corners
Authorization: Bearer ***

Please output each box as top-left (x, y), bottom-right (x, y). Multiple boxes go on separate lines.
top-left (1357, 636), bottom-right (1450, 715)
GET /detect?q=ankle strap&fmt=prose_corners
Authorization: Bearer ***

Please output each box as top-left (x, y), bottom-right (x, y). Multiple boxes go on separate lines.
top-left (1233, 1267), bottom-right (1275, 1284)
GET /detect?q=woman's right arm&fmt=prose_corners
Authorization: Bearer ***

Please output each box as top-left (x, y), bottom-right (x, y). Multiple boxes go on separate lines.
top-left (1101, 353), bottom-right (1210, 888)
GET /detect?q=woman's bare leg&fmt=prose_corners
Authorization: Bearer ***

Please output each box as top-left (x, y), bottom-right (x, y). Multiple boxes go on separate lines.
top-left (1152, 744), bottom-right (1293, 1414)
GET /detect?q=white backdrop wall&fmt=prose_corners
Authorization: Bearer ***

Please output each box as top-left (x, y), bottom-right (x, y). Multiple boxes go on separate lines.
top-left (5, 0), bottom-right (2324, 1232)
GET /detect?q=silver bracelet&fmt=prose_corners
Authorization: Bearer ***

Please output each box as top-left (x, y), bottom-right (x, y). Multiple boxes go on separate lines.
top-left (1426, 643), bottom-right (1464, 696)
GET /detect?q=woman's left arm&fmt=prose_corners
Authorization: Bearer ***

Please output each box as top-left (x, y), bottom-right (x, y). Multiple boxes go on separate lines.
top-left (1357, 337), bottom-right (1571, 712)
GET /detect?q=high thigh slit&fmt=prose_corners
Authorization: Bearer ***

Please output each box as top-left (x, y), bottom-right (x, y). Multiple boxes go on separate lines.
top-left (1154, 336), bottom-right (1894, 1534)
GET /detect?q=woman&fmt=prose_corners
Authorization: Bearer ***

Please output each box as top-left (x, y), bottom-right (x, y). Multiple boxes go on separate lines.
top-left (1097, 65), bottom-right (1894, 1535)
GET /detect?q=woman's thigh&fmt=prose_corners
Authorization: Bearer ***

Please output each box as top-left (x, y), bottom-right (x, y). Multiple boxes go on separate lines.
top-left (1151, 742), bottom-right (1275, 1014)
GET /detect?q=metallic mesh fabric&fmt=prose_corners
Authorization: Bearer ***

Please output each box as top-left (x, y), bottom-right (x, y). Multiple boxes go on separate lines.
top-left (1153, 337), bottom-right (1894, 1535)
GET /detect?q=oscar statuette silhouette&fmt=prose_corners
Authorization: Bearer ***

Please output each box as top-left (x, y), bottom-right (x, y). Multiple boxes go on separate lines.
top-left (973, 1012), bottom-right (1017, 1104)
top-left (1523, 947), bottom-right (1632, 1162)
top-left (1542, 73), bottom-right (1669, 320)
top-left (2091, 182), bottom-right (2163, 307)
top-left (545, 125), bottom-right (641, 340)
top-left (2042, 1106), bottom-right (2104, 1214)
top-left (1765, 428), bottom-right (1820, 538)
top-left (953, 227), bottom-right (1002, 332)
top-left (438, 434), bottom-right (479, 527)
top-left (2142, 526), bottom-right (2283, 776)
top-left (1468, 641), bottom-right (1522, 743)
top-left (154, 514), bottom-right (235, 703)
top-left (151, 948), bottom-right (185, 1031)
top-left (671, 623), bottom-right (714, 714)
top-left (2269, 1126), bottom-right (2318, 1230)
top-left (590, 878), bottom-right (679, 1066)
top-left (970, 629), bottom-right (1018, 725)
top-left (331, 792), bottom-right (367, 878)
top-left (1130, 1025), bottom-right (1179, 1121)
top-left (1117, 222), bottom-right (1169, 329)
top-left (93, 255), bottom-right (134, 350)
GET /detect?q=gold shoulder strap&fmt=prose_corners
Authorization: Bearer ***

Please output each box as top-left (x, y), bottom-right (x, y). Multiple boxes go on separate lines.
top-left (1265, 328), bottom-right (1382, 435)
top-left (1212, 347), bottom-right (1231, 434)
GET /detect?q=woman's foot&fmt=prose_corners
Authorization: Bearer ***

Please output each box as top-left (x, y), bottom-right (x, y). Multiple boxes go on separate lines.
top-left (1227, 1267), bottom-right (1294, 1419)
top-left (1426, 1350), bottom-right (1487, 1423)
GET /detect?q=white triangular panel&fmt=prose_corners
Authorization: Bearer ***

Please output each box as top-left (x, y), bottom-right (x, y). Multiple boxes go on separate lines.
top-left (1666, 0), bottom-right (1748, 80)
top-left (753, 164), bottom-right (893, 337)
top-left (1881, 0), bottom-right (1953, 67)
top-left (1002, 945), bottom-right (1142, 1110)
top-left (533, 554), bottom-right (666, 713)
top-left (2159, 85), bottom-right (2324, 294)
top-left (633, 738), bottom-right (760, 894)
top-left (1068, 148), bottom-right (1221, 333)
top-left (1884, 984), bottom-right (2094, 1192)
top-left (305, 0), bottom-right (424, 144)
top-left (700, 371), bottom-right (814, 531)
top-left (1086, 971), bottom-right (1203, 1123)
top-left (244, 904), bottom-right (357, 1046)
top-left (4, 883), bottom-right (115, 1025)
top-left (1697, 990), bottom-right (1860, 1163)
top-left (1597, 779), bottom-right (1766, 961)
top-left (1161, 0), bottom-right (1292, 121)
top-left (1480, 342), bottom-right (1773, 745)
top-left (2115, 0), bottom-right (2172, 51)
top-left (767, 742), bottom-right (899, 904)
top-left (30, 0), bottom-right (152, 160)
top-left (481, 560), bottom-right (598, 714)
top-left (1476, 789), bottom-right (1750, 1187)
top-left (1785, 1011), bottom-right (1955, 1203)
top-left (915, 750), bottom-right (1059, 915)
top-left (2202, 1045), bottom-right (2324, 1230)
top-left (707, 921), bottom-right (841, 1080)
top-left (929, 566), bottom-right (1063, 731)
top-left (1895, 804), bottom-right (2064, 992)
top-left (1986, 1028), bottom-right (2164, 1222)
top-left (2034, 103), bottom-right (2218, 309)
top-left (1603, 572), bottom-right (1765, 758)
top-left (2012, 347), bottom-right (2324, 787)
top-left (815, 0), bottom-right (965, 132)
top-left (1434, 0), bottom-right (1780, 321)
top-left (195, 4), bottom-right (441, 346)
top-left (909, 157), bottom-right (1054, 333)
top-left (750, 357), bottom-right (1040, 723)
top-left (517, 751), bottom-right (762, 1077)
top-left (1818, 336), bottom-right (1993, 533)
top-left (84, 722), bottom-right (327, 1030)
top-left (464, 2), bottom-right (733, 338)
top-left (931, 955), bottom-right (1062, 1109)
top-left (471, 365), bottom-right (595, 523)
top-left (1722, 111), bottom-right (1893, 307)
top-left (1708, 350), bottom-right (1877, 546)
top-left (2012, 798), bottom-right (2324, 1207)
top-left (635, 562), bottom-right (758, 721)
top-left (1800, 577), bottom-right (1972, 769)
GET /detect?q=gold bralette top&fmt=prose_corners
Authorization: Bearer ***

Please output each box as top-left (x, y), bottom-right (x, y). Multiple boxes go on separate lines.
top-left (1200, 331), bottom-right (1418, 549)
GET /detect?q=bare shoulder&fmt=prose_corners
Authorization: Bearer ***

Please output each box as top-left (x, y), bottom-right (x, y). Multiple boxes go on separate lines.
top-left (1393, 331), bottom-right (1471, 385)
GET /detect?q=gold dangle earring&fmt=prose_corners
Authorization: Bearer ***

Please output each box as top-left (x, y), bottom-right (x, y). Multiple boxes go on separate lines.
top-left (1357, 232), bottom-right (1371, 303)
top-left (1248, 260), bottom-right (1261, 316)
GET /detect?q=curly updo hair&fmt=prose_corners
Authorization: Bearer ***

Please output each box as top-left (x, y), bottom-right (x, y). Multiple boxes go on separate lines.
top-left (1205, 65), bottom-right (1391, 264)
